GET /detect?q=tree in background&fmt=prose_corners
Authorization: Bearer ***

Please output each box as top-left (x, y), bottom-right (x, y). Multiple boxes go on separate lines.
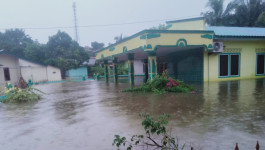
top-left (0, 29), bottom-right (89, 78)
top-left (91, 41), bottom-right (104, 51)
top-left (25, 43), bottom-right (46, 63)
top-left (232, 0), bottom-right (265, 27)
top-left (150, 24), bottom-right (167, 30)
top-left (114, 34), bottom-right (123, 43)
top-left (202, 0), bottom-right (236, 26)
top-left (45, 31), bottom-right (90, 77)
top-left (0, 29), bottom-right (33, 56)
top-left (202, 0), bottom-right (265, 27)
top-left (255, 11), bottom-right (265, 26)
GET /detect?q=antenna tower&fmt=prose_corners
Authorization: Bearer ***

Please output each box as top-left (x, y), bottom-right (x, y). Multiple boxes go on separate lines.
top-left (72, 2), bottom-right (79, 43)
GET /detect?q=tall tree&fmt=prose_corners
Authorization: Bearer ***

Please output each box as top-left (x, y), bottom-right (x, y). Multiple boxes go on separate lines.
top-left (232, 0), bottom-right (265, 27)
top-left (0, 29), bottom-right (33, 56)
top-left (91, 41), bottom-right (104, 51)
top-left (255, 11), bottom-right (265, 26)
top-left (203, 0), bottom-right (265, 27)
top-left (202, 0), bottom-right (236, 26)
top-left (45, 31), bottom-right (90, 77)
top-left (24, 42), bottom-right (46, 63)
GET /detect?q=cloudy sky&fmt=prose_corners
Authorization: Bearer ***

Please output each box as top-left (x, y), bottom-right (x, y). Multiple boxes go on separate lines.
top-left (0, 0), bottom-right (216, 47)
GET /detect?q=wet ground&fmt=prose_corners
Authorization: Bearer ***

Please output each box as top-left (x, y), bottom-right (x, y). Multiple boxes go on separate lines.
top-left (0, 78), bottom-right (264, 150)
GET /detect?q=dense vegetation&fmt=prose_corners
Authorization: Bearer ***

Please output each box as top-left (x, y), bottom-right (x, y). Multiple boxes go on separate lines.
top-left (0, 29), bottom-right (90, 77)
top-left (91, 63), bottom-right (128, 76)
top-left (123, 71), bottom-right (194, 94)
top-left (113, 113), bottom-right (189, 150)
top-left (202, 0), bottom-right (265, 27)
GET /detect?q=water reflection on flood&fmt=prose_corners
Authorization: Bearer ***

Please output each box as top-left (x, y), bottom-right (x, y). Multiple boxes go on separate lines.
top-left (0, 78), bottom-right (264, 150)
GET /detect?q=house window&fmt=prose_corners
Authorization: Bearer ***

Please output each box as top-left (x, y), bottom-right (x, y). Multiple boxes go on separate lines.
top-left (3, 68), bottom-right (11, 81)
top-left (256, 54), bottom-right (265, 75)
top-left (219, 54), bottom-right (240, 77)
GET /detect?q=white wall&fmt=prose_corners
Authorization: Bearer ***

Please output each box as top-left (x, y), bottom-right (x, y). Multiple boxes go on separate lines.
top-left (134, 60), bottom-right (144, 74)
top-left (19, 59), bottom-right (48, 83)
top-left (0, 54), bottom-right (20, 89)
top-left (47, 65), bottom-right (62, 81)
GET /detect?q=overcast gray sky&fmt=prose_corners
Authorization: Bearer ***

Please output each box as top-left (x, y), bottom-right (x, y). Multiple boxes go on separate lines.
top-left (0, 0), bottom-right (215, 47)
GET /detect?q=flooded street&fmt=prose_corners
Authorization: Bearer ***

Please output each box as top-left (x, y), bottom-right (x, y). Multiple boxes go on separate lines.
top-left (0, 78), bottom-right (265, 150)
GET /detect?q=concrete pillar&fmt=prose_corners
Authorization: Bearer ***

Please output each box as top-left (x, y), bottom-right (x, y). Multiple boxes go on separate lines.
top-left (104, 60), bottom-right (109, 82)
top-left (148, 55), bottom-right (157, 81)
top-left (112, 57), bottom-right (118, 83)
top-left (128, 53), bottom-right (134, 86)
top-left (144, 59), bottom-right (148, 82)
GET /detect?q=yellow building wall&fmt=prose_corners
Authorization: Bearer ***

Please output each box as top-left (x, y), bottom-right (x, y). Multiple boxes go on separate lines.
top-left (167, 19), bottom-right (206, 30)
top-left (96, 32), bottom-right (213, 60)
top-left (204, 40), bottom-right (265, 82)
top-left (146, 33), bottom-right (212, 49)
top-left (96, 35), bottom-right (146, 60)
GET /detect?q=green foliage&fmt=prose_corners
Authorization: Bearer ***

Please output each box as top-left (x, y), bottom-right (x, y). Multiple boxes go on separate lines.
top-left (150, 24), bottom-right (167, 30)
top-left (123, 70), bottom-right (194, 94)
top-left (25, 43), bottom-right (46, 63)
top-left (0, 29), bottom-right (33, 56)
top-left (45, 31), bottom-right (90, 72)
top-left (203, 0), bottom-right (265, 27)
top-left (2, 87), bottom-right (42, 104)
top-left (0, 30), bottom-right (90, 77)
top-left (91, 65), bottom-right (105, 76)
top-left (113, 113), bottom-right (186, 150)
top-left (255, 12), bottom-right (265, 27)
top-left (117, 63), bottom-right (128, 75)
top-left (91, 41), bottom-right (104, 51)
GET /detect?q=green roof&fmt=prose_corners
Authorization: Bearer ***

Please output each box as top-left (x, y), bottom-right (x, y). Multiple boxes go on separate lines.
top-left (206, 26), bottom-right (265, 38)
top-left (166, 17), bottom-right (205, 24)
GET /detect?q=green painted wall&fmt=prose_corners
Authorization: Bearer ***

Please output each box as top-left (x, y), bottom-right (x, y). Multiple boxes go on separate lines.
top-left (166, 48), bottom-right (204, 82)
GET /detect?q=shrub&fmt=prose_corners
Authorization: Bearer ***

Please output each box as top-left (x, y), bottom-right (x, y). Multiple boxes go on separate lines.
top-left (2, 87), bottom-right (42, 104)
top-left (123, 70), bottom-right (194, 94)
top-left (113, 113), bottom-right (188, 150)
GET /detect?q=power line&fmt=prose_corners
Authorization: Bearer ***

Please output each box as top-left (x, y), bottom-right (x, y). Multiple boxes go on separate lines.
top-left (0, 16), bottom-right (201, 30)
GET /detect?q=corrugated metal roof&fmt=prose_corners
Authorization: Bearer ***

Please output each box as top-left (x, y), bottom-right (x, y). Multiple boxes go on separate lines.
top-left (206, 26), bottom-right (265, 37)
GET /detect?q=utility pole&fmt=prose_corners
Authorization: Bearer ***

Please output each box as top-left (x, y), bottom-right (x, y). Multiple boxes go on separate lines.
top-left (73, 2), bottom-right (79, 43)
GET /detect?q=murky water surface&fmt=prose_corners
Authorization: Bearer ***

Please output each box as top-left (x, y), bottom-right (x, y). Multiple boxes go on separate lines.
top-left (0, 78), bottom-right (265, 150)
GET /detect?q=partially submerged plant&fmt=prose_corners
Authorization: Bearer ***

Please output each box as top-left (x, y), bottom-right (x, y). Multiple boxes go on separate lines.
top-left (113, 113), bottom-right (189, 150)
top-left (123, 70), bottom-right (194, 94)
top-left (2, 87), bottom-right (43, 104)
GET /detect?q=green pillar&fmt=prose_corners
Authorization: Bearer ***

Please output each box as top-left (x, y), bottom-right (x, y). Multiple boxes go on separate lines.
top-left (144, 59), bottom-right (148, 82)
top-left (104, 60), bottom-right (109, 82)
top-left (128, 53), bottom-right (134, 86)
top-left (148, 55), bottom-right (157, 81)
top-left (112, 57), bottom-right (118, 83)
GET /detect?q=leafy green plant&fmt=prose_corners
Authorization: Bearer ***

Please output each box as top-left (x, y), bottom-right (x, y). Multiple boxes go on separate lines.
top-left (117, 64), bottom-right (128, 75)
top-left (123, 70), bottom-right (194, 94)
top-left (113, 113), bottom-right (188, 150)
top-left (2, 87), bottom-right (43, 103)
top-left (91, 65), bottom-right (105, 76)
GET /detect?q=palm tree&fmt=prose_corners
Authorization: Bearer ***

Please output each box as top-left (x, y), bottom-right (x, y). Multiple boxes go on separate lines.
top-left (202, 0), bottom-right (235, 26)
top-left (232, 0), bottom-right (265, 27)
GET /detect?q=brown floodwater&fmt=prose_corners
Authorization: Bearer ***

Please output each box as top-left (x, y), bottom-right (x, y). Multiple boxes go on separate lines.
top-left (0, 78), bottom-right (264, 150)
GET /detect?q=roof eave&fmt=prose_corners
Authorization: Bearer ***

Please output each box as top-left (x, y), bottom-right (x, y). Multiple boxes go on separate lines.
top-left (96, 29), bottom-right (214, 53)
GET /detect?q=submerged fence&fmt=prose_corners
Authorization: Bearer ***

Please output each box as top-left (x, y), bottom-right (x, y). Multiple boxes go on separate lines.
top-left (189, 141), bottom-right (260, 150)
